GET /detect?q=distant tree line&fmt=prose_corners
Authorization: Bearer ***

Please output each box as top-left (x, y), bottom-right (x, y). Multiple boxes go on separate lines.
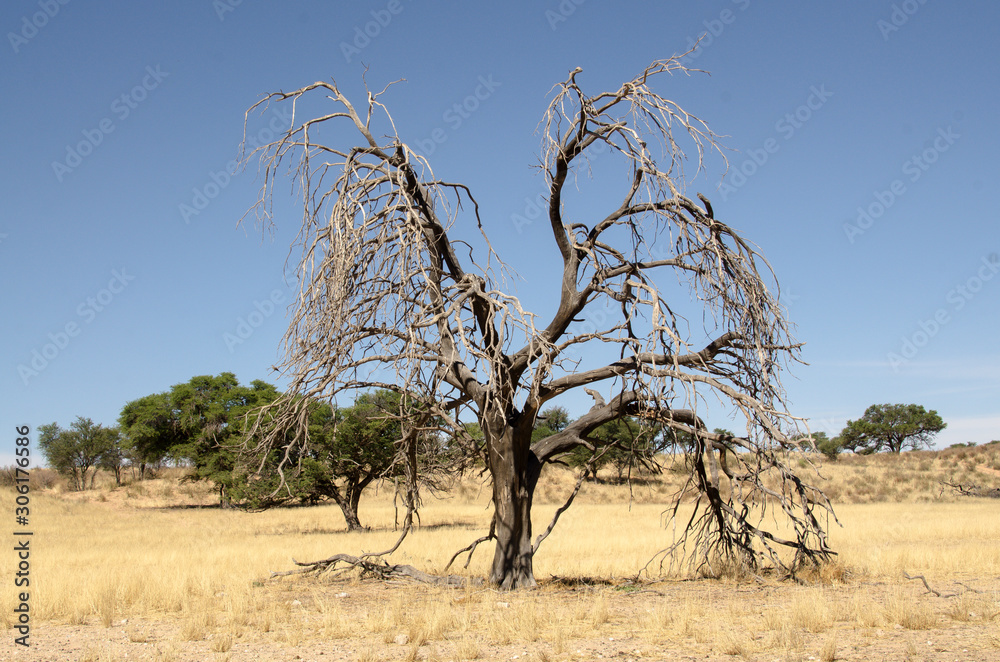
top-left (35, 373), bottom-right (443, 530)
top-left (34, 391), bottom-right (960, 530)
top-left (34, 373), bottom-right (705, 528)
top-left (809, 403), bottom-right (947, 459)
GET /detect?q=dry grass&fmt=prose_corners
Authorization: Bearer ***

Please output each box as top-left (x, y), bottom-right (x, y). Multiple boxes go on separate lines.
top-left (1, 450), bottom-right (999, 660)
top-left (816, 442), bottom-right (1000, 503)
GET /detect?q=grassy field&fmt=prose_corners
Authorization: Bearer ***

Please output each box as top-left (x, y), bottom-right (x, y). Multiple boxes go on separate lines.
top-left (1, 444), bottom-right (998, 661)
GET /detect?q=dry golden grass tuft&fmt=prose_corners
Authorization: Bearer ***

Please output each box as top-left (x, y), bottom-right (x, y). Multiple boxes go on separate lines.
top-left (947, 591), bottom-right (1000, 623)
top-left (355, 646), bottom-right (384, 662)
top-left (789, 588), bottom-right (833, 632)
top-left (453, 635), bottom-right (481, 660)
top-left (208, 632), bottom-right (233, 653)
top-left (718, 626), bottom-right (754, 658)
top-left (153, 644), bottom-right (180, 662)
top-left (884, 587), bottom-right (938, 630)
top-left (819, 634), bottom-right (838, 662)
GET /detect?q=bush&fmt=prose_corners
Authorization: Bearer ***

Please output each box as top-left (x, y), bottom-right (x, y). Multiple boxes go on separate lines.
top-left (814, 433), bottom-right (841, 460)
top-left (0, 466), bottom-right (59, 490)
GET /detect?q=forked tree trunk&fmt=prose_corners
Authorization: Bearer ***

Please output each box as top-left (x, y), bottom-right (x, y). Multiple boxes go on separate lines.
top-left (486, 421), bottom-right (542, 589)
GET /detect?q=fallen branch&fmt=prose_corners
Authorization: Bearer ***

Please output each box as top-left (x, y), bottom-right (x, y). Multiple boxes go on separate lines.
top-left (903, 572), bottom-right (957, 597)
top-left (941, 481), bottom-right (1000, 498)
top-left (271, 553), bottom-right (479, 586)
top-left (902, 571), bottom-right (983, 598)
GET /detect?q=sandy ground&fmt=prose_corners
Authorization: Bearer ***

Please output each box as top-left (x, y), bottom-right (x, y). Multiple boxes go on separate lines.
top-left (3, 575), bottom-right (998, 662)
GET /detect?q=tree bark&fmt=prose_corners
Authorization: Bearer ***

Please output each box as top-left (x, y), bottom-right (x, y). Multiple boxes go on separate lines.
top-left (486, 421), bottom-right (541, 589)
top-left (349, 489), bottom-right (363, 529)
top-left (328, 485), bottom-right (363, 532)
top-left (340, 504), bottom-right (363, 532)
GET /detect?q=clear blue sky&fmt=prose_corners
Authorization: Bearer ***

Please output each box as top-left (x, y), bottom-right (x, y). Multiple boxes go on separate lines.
top-left (2, 0), bottom-right (998, 466)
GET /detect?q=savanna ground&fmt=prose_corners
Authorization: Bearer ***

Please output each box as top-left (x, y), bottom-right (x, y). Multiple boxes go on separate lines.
top-left (2, 444), bottom-right (999, 662)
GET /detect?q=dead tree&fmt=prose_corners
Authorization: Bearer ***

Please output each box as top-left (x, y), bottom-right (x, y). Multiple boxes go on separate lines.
top-left (239, 56), bottom-right (836, 589)
top-left (941, 481), bottom-right (1000, 499)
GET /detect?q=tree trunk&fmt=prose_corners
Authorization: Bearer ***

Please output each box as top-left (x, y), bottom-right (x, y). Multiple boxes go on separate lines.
top-left (349, 490), bottom-right (362, 526)
top-left (345, 477), bottom-right (374, 531)
top-left (340, 503), bottom-right (363, 532)
top-left (328, 485), bottom-right (363, 532)
top-left (486, 421), bottom-right (541, 589)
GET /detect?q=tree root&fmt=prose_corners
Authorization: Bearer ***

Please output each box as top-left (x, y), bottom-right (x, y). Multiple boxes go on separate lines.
top-left (270, 553), bottom-right (480, 587)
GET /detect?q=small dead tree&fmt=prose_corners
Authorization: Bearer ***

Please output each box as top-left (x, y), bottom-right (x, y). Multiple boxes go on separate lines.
top-left (240, 56), bottom-right (835, 589)
top-left (941, 481), bottom-right (1000, 499)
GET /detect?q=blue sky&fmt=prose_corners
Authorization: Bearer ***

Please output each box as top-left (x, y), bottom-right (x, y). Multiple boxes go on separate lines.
top-left (2, 0), bottom-right (998, 466)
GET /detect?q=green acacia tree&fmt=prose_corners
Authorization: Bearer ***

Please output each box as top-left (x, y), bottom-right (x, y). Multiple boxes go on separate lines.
top-left (789, 431), bottom-right (838, 459)
top-left (123, 375), bottom-right (410, 521)
top-left (836, 404), bottom-right (946, 454)
top-left (601, 417), bottom-right (665, 482)
top-left (568, 417), bottom-right (665, 481)
top-left (118, 392), bottom-right (186, 478)
top-left (325, 390), bottom-right (403, 528)
top-left (96, 427), bottom-right (127, 486)
top-left (234, 390), bottom-right (404, 530)
top-left (38, 417), bottom-right (119, 490)
top-left (172, 375), bottom-right (284, 506)
top-left (120, 374), bottom-right (281, 505)
top-left (812, 432), bottom-right (842, 460)
top-left (531, 406), bottom-right (571, 443)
